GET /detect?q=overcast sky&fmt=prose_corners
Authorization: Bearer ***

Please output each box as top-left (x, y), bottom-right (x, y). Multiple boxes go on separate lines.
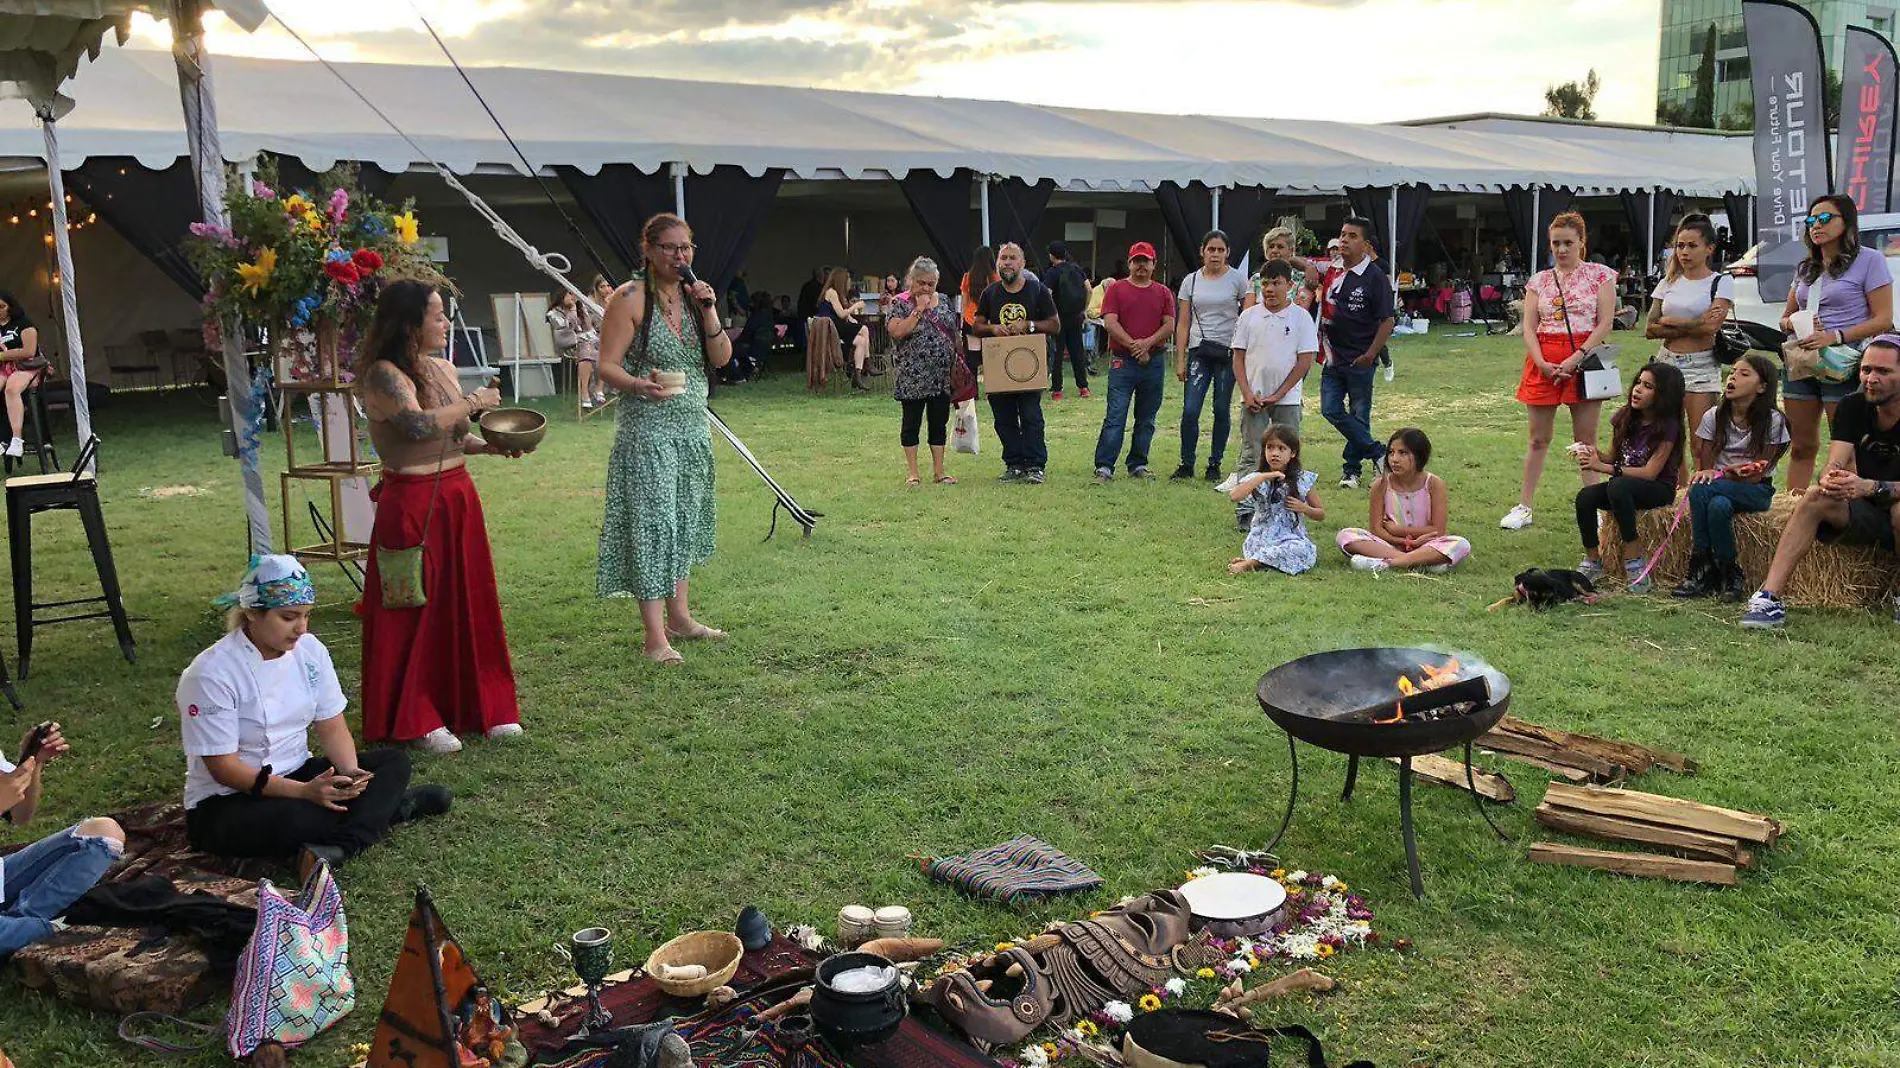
top-left (130, 0), bottom-right (1663, 125)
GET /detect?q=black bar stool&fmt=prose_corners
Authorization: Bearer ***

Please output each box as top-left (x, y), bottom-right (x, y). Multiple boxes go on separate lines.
top-left (3, 367), bottom-right (59, 477)
top-left (6, 437), bottom-right (136, 680)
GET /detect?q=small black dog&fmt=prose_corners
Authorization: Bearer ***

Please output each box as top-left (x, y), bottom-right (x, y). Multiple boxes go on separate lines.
top-left (1491, 568), bottom-right (1599, 611)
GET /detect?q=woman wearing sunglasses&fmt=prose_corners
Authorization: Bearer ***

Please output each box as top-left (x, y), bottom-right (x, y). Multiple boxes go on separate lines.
top-left (1779, 194), bottom-right (1893, 492)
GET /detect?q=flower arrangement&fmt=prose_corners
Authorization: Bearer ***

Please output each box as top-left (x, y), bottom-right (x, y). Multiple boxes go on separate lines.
top-left (185, 161), bottom-right (444, 351)
top-left (990, 865), bottom-right (1406, 1068)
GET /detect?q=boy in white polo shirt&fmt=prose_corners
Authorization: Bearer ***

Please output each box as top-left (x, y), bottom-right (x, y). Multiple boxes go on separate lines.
top-left (1231, 259), bottom-right (1319, 526)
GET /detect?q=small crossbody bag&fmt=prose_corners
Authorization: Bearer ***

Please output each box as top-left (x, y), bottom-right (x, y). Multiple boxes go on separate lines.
top-left (376, 399), bottom-right (455, 610)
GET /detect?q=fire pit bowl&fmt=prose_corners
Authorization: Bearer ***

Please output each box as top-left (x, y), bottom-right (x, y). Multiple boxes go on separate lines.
top-left (1257, 647), bottom-right (1511, 759)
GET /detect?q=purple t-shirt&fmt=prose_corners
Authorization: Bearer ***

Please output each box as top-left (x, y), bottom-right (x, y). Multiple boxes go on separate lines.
top-left (1619, 417), bottom-right (1683, 488)
top-left (1791, 246), bottom-right (1893, 332)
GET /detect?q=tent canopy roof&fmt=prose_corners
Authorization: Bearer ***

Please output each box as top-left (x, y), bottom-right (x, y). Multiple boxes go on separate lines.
top-left (1, 47), bottom-right (1753, 196)
top-left (0, 0), bottom-right (262, 113)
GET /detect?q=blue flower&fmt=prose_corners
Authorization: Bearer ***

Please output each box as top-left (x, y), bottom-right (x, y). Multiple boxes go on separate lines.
top-left (288, 293), bottom-right (321, 328)
top-left (361, 216), bottom-right (388, 239)
top-left (324, 247), bottom-right (352, 265)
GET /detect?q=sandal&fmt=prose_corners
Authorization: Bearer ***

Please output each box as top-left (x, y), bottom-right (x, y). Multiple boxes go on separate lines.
top-left (935, 475), bottom-right (958, 485)
top-left (666, 624), bottom-right (728, 643)
top-left (644, 646), bottom-right (685, 666)
top-left (906, 476), bottom-right (922, 487)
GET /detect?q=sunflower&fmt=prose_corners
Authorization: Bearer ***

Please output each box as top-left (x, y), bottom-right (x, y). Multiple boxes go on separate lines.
top-left (1137, 994), bottom-right (1162, 1013)
top-left (1315, 943), bottom-right (1336, 959)
top-left (283, 194), bottom-right (311, 216)
top-left (393, 211), bottom-right (420, 245)
top-left (235, 247), bottom-right (277, 296)
top-left (1195, 967), bottom-right (1216, 979)
top-left (1076, 1020), bottom-right (1099, 1038)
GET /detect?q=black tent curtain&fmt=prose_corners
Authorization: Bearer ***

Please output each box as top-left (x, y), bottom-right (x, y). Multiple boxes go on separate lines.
top-left (990, 177), bottom-right (1055, 259)
top-left (1345, 185), bottom-right (1431, 272)
top-left (898, 169), bottom-right (974, 284)
top-left (1619, 190), bottom-right (1683, 263)
top-left (1216, 187), bottom-right (1276, 274)
top-left (1154, 181), bottom-right (1214, 267)
top-left (555, 164), bottom-right (673, 276)
top-left (1721, 193), bottom-right (1754, 258)
top-left (683, 166), bottom-right (786, 295)
top-left (64, 156), bottom-right (206, 298)
top-left (1503, 186), bottom-right (1576, 272)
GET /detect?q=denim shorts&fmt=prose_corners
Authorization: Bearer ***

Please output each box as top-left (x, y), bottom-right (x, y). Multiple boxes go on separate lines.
top-left (1781, 368), bottom-right (1858, 403)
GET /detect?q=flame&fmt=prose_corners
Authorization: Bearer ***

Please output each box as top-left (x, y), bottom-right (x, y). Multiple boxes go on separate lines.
top-left (1377, 660), bottom-right (1468, 726)
top-left (1396, 677), bottom-right (1420, 698)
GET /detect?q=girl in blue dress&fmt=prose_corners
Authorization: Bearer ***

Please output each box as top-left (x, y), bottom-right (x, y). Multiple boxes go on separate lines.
top-left (1227, 425), bottom-right (1325, 575)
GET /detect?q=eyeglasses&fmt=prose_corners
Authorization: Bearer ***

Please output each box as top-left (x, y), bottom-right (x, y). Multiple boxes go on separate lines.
top-left (1805, 212), bottom-right (1840, 228)
top-left (654, 242), bottom-right (697, 256)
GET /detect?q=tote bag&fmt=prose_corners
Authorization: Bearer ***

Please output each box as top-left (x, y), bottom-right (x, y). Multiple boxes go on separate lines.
top-left (226, 861), bottom-right (356, 1058)
top-left (1781, 271), bottom-right (1865, 382)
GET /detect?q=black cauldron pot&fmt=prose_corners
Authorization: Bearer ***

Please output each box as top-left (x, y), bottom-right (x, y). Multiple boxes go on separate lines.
top-left (810, 951), bottom-right (907, 1049)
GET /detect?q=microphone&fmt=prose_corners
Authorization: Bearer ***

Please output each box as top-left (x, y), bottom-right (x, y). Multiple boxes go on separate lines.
top-left (678, 265), bottom-right (716, 308)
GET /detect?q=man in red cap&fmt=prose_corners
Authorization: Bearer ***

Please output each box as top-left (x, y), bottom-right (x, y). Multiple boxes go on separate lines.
top-left (1092, 242), bottom-right (1176, 481)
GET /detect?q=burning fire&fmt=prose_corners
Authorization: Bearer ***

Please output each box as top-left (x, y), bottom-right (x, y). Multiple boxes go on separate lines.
top-left (1379, 659), bottom-right (1466, 725)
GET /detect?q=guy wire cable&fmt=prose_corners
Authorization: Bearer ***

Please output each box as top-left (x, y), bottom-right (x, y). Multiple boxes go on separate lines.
top-left (260, 3), bottom-right (820, 536)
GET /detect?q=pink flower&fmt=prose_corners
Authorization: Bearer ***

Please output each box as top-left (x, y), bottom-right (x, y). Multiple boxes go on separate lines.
top-left (329, 187), bottom-right (349, 223)
top-left (251, 180), bottom-right (276, 200)
top-left (188, 221), bottom-right (238, 248)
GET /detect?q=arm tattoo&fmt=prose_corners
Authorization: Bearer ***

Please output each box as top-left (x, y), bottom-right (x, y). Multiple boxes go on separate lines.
top-left (366, 360), bottom-right (447, 442)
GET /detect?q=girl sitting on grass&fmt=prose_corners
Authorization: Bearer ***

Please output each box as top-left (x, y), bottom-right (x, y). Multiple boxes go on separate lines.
top-left (1574, 361), bottom-right (1687, 593)
top-left (1336, 427), bottom-right (1471, 574)
top-left (1228, 425), bottom-right (1324, 575)
top-left (1672, 353), bottom-right (1790, 601)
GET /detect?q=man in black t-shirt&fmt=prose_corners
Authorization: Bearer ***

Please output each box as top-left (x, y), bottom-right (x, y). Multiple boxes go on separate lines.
top-left (975, 243), bottom-right (1060, 483)
top-left (1043, 241), bottom-right (1091, 400)
top-left (1744, 339), bottom-right (1900, 628)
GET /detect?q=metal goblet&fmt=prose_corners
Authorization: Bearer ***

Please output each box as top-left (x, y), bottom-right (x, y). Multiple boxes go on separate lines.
top-left (571, 927), bottom-right (615, 1035)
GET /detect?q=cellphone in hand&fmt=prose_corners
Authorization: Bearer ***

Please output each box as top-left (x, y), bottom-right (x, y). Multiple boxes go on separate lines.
top-left (17, 722), bottom-right (53, 762)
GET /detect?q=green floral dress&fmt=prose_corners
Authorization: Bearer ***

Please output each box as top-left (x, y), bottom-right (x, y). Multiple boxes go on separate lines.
top-left (597, 308), bottom-right (717, 601)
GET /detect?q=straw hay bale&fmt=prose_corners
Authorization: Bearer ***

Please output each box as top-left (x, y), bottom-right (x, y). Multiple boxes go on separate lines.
top-left (1599, 491), bottom-right (1898, 608)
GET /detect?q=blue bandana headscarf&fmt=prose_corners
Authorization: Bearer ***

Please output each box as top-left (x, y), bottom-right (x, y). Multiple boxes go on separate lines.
top-left (215, 554), bottom-right (317, 610)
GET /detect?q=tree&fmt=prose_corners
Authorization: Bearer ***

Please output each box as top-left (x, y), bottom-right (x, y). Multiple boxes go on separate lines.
top-left (1690, 24), bottom-right (1717, 127)
top-left (1544, 69), bottom-right (1601, 120)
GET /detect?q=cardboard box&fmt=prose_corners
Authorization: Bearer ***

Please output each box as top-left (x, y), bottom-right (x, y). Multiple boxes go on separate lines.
top-left (981, 335), bottom-right (1049, 394)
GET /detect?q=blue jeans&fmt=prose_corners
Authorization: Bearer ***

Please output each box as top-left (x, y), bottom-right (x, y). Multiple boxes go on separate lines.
top-left (1, 823), bottom-right (121, 955)
top-left (1094, 356), bottom-right (1166, 472)
top-left (1179, 349), bottom-right (1234, 470)
top-left (1689, 479), bottom-right (1776, 561)
top-left (1320, 360), bottom-right (1385, 477)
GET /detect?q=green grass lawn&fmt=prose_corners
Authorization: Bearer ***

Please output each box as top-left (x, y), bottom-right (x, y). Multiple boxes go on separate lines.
top-left (3, 331), bottom-right (1899, 1067)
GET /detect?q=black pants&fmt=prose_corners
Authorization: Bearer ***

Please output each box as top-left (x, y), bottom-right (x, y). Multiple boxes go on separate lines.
top-left (1051, 315), bottom-right (1089, 393)
top-left (988, 391), bottom-right (1048, 470)
top-left (185, 749), bottom-right (411, 861)
top-left (1576, 476), bottom-right (1675, 550)
top-left (900, 394), bottom-right (952, 448)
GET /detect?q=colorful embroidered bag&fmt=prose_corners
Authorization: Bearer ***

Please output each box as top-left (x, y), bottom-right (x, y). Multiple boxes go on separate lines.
top-left (226, 860), bottom-right (356, 1059)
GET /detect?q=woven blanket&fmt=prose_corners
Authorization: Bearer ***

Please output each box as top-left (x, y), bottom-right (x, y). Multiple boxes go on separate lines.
top-left (518, 935), bottom-right (999, 1068)
top-left (532, 1008), bottom-right (851, 1068)
top-left (925, 836), bottom-right (1103, 904)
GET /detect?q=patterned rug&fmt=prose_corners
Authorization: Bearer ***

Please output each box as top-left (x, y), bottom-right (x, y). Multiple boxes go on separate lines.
top-left (924, 836), bottom-right (1104, 903)
top-left (518, 935), bottom-right (999, 1068)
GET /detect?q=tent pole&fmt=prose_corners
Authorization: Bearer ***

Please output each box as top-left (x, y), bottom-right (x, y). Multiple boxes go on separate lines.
top-left (34, 112), bottom-right (95, 464)
top-left (1211, 186), bottom-right (1222, 231)
top-left (1531, 187), bottom-right (1542, 272)
top-left (979, 174), bottom-right (992, 247)
top-left (1388, 184), bottom-right (1399, 274)
top-left (170, 0), bottom-right (271, 553)
top-left (671, 162), bottom-right (686, 219)
top-left (1647, 190), bottom-right (1657, 281)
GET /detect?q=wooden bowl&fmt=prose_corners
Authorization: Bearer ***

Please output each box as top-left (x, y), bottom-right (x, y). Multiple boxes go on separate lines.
top-left (479, 408), bottom-right (547, 453)
top-left (643, 931), bottom-right (743, 996)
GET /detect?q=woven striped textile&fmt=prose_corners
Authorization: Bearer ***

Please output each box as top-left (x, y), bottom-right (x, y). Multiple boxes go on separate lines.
top-left (925, 836), bottom-right (1104, 904)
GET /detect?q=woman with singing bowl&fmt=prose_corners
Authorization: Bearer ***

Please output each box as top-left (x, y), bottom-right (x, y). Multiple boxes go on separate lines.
top-left (357, 280), bottom-right (525, 755)
top-left (596, 212), bottom-right (734, 666)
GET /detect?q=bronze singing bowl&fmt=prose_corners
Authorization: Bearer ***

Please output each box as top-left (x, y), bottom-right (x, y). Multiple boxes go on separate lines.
top-left (479, 408), bottom-right (548, 453)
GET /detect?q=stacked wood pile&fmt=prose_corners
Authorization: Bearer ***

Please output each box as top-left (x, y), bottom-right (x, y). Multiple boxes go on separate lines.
top-left (1479, 716), bottom-right (1697, 784)
top-left (1529, 783), bottom-right (1783, 886)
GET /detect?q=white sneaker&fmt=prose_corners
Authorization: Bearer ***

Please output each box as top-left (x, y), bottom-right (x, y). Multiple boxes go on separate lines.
top-left (1214, 472), bottom-right (1240, 494)
top-left (412, 727), bottom-right (463, 755)
top-left (1338, 474), bottom-right (1360, 490)
top-left (1499, 504), bottom-right (1534, 530)
top-left (1350, 555), bottom-right (1390, 574)
top-left (593, 393), bottom-right (608, 407)
top-left (486, 723), bottom-right (524, 741)
top-left (1383, 363), bottom-right (1395, 383)
top-left (581, 398), bottom-right (595, 410)
top-left (4, 438), bottom-right (21, 458)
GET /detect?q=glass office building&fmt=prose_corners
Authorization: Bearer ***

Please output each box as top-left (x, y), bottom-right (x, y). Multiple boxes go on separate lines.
top-left (1657, 0), bottom-right (1897, 128)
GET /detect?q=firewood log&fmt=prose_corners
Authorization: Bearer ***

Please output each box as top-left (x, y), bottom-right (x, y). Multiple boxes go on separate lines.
top-left (1528, 843), bottom-right (1738, 885)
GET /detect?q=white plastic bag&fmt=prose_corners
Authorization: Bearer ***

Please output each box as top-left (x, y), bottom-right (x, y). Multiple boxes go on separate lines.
top-left (952, 400), bottom-right (981, 455)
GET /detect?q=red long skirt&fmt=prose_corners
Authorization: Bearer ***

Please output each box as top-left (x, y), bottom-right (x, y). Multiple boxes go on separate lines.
top-left (360, 465), bottom-right (521, 743)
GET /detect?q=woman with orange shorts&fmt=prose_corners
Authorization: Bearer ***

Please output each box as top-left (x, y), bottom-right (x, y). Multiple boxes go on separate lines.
top-left (1499, 212), bottom-right (1619, 531)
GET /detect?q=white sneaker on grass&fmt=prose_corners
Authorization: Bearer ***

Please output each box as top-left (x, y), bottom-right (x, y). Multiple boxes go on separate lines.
top-left (1350, 555), bottom-right (1390, 574)
top-left (412, 727), bottom-right (463, 754)
top-left (1499, 504), bottom-right (1533, 530)
top-left (486, 723), bottom-right (524, 741)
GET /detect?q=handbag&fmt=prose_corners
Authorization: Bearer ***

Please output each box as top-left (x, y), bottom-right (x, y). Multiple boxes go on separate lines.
top-left (117, 861), bottom-right (356, 1058)
top-left (951, 399), bottom-right (981, 456)
top-left (1710, 275), bottom-right (1749, 365)
top-left (1780, 269), bottom-right (1864, 382)
top-left (1560, 285), bottom-right (1622, 401)
top-left (375, 416), bottom-right (453, 610)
